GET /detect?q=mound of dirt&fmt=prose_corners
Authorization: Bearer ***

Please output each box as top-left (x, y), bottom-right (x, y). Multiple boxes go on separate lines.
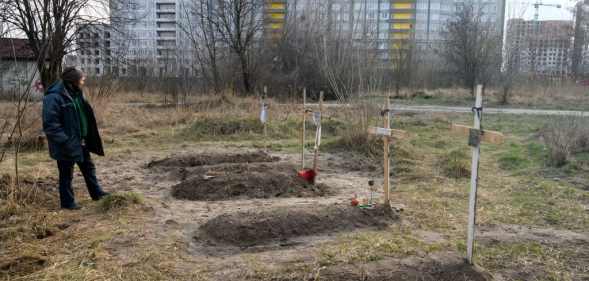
top-left (147, 151), bottom-right (279, 168)
top-left (171, 162), bottom-right (331, 200)
top-left (197, 204), bottom-right (398, 247)
top-left (0, 256), bottom-right (47, 277)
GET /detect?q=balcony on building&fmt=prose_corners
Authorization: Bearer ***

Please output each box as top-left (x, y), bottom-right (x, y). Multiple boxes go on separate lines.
top-left (156, 3), bottom-right (176, 12)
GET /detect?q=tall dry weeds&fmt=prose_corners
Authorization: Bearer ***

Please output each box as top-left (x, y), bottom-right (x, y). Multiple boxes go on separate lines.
top-left (542, 115), bottom-right (589, 167)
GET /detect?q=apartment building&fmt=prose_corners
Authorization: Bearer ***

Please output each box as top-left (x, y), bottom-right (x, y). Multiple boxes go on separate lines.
top-left (267, 0), bottom-right (417, 61)
top-left (506, 19), bottom-right (573, 77)
top-left (76, 0), bottom-right (195, 77)
top-left (75, 24), bottom-right (114, 76)
top-left (265, 0), bottom-right (504, 61)
top-left (414, 0), bottom-right (506, 49)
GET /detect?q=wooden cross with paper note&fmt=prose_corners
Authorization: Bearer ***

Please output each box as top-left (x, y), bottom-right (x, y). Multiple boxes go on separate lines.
top-left (367, 95), bottom-right (407, 206)
top-left (450, 85), bottom-right (504, 265)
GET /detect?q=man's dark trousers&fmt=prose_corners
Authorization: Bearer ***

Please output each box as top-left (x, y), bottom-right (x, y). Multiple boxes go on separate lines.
top-left (57, 147), bottom-right (105, 208)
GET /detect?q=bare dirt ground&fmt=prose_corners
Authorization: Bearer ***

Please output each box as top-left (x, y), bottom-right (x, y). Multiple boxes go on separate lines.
top-left (39, 143), bottom-right (581, 280)
top-left (56, 144), bottom-right (479, 280)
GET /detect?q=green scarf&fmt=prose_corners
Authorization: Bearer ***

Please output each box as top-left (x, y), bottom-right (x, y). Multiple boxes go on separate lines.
top-left (67, 84), bottom-right (88, 139)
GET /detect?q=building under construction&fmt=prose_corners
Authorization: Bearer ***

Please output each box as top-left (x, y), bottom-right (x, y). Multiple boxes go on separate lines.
top-left (506, 19), bottom-right (573, 78)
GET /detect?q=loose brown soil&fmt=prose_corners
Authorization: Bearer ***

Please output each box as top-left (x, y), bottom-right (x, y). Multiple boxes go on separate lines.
top-left (197, 204), bottom-right (398, 247)
top-left (147, 151), bottom-right (279, 168)
top-left (0, 256), bottom-right (47, 277)
top-left (171, 162), bottom-right (331, 200)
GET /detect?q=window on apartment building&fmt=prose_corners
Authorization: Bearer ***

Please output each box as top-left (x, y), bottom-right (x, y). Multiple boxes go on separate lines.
top-left (95, 50), bottom-right (100, 56)
top-left (95, 58), bottom-right (100, 64)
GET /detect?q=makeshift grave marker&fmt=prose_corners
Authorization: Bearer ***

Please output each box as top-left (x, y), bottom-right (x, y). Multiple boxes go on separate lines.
top-left (260, 86), bottom-right (269, 150)
top-left (450, 85), bottom-right (504, 265)
top-left (300, 88), bottom-right (309, 170)
top-left (367, 94), bottom-right (406, 206)
top-left (298, 91), bottom-right (323, 184)
top-left (312, 91), bottom-right (324, 175)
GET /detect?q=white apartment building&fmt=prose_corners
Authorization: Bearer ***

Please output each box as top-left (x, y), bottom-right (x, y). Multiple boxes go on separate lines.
top-left (76, 0), bottom-right (195, 77)
top-left (414, 0), bottom-right (506, 49)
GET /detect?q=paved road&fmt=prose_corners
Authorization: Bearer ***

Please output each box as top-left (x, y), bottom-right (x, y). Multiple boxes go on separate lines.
top-left (121, 102), bottom-right (589, 116)
top-left (390, 105), bottom-right (589, 116)
top-left (302, 103), bottom-right (589, 116)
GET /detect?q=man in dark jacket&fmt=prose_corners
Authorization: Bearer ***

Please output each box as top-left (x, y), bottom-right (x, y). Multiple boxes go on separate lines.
top-left (42, 67), bottom-right (109, 210)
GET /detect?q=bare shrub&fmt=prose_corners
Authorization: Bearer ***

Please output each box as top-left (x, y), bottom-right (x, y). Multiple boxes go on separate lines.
top-left (542, 116), bottom-right (589, 167)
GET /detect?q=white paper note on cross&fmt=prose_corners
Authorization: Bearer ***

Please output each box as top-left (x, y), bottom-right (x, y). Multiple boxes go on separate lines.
top-left (450, 85), bottom-right (504, 264)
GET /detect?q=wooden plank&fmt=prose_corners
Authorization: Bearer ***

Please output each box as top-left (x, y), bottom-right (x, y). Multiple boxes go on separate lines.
top-left (312, 91), bottom-right (324, 175)
top-left (466, 84), bottom-right (483, 265)
top-left (367, 127), bottom-right (408, 138)
top-left (383, 95), bottom-right (391, 205)
top-left (301, 88), bottom-right (306, 170)
top-left (451, 124), bottom-right (505, 145)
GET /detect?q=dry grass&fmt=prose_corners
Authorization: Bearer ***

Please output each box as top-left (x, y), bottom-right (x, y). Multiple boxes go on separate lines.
top-left (541, 116), bottom-right (589, 167)
top-left (0, 89), bottom-right (588, 281)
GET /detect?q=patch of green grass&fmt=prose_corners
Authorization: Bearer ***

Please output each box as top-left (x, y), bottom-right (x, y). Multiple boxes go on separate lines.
top-left (477, 242), bottom-right (574, 281)
top-left (317, 229), bottom-right (442, 266)
top-left (180, 116), bottom-right (350, 142)
top-left (497, 142), bottom-right (546, 172)
top-left (494, 180), bottom-right (588, 230)
top-left (438, 148), bottom-right (470, 179)
top-left (98, 192), bottom-right (143, 212)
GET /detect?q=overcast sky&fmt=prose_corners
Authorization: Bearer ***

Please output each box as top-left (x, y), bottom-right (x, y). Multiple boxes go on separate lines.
top-left (508, 0), bottom-right (576, 21)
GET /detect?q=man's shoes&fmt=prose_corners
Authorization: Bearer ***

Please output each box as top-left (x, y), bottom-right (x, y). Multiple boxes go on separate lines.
top-left (92, 192), bottom-right (111, 201)
top-left (62, 204), bottom-right (82, 210)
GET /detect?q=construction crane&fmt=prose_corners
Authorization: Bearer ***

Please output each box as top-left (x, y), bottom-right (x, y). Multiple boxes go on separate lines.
top-left (533, 1), bottom-right (562, 21)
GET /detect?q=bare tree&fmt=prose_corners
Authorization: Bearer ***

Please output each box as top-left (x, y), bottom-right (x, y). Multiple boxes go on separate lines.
top-left (440, 2), bottom-right (501, 96)
top-left (211, 0), bottom-right (264, 94)
top-left (390, 40), bottom-right (415, 97)
top-left (179, 0), bottom-right (224, 94)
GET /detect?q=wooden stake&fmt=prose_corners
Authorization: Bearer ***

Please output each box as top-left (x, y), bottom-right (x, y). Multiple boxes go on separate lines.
top-left (312, 91), bottom-right (324, 174)
top-left (383, 94), bottom-right (391, 205)
top-left (466, 85), bottom-right (483, 264)
top-left (263, 86), bottom-right (268, 150)
top-left (301, 88), bottom-right (307, 170)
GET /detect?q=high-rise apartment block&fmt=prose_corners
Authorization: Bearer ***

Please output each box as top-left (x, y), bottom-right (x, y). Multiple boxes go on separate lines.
top-left (76, 0), bottom-right (194, 77)
top-left (265, 0), bottom-right (505, 61)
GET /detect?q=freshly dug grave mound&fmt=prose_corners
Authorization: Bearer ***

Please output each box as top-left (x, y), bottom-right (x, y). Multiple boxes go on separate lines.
top-left (171, 162), bottom-right (331, 200)
top-left (197, 204), bottom-right (398, 247)
top-left (147, 151), bottom-right (279, 168)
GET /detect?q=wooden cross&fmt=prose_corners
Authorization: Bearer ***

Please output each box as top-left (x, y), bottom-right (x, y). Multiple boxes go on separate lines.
top-left (450, 85), bottom-right (504, 265)
top-left (260, 86), bottom-right (269, 150)
top-left (300, 88), bottom-right (308, 170)
top-left (367, 94), bottom-right (406, 206)
top-left (312, 91), bottom-right (324, 174)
